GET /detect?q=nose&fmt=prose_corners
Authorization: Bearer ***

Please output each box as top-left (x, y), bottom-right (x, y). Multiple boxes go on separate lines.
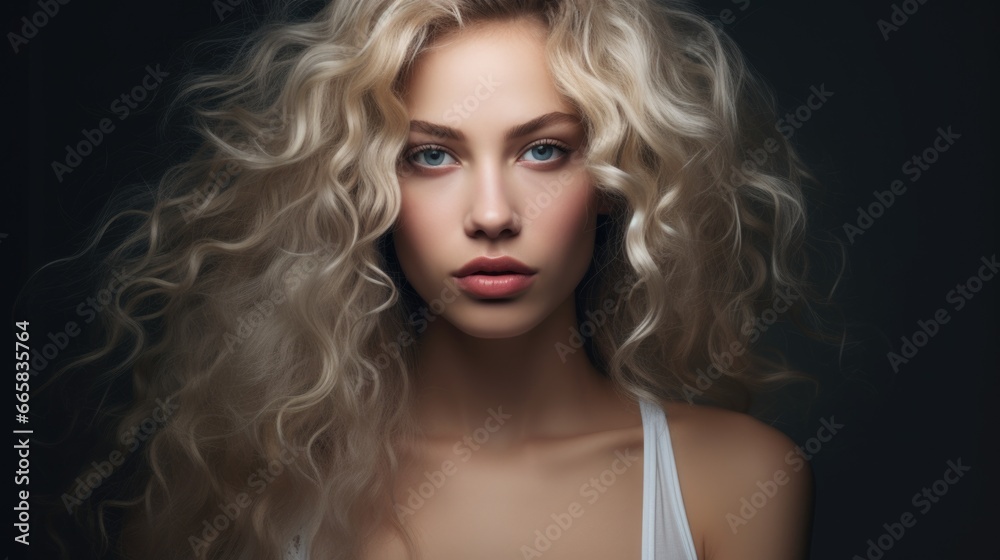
top-left (464, 163), bottom-right (521, 239)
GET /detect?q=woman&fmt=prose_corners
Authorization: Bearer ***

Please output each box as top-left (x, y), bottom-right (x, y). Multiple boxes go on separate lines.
top-left (59, 0), bottom-right (821, 558)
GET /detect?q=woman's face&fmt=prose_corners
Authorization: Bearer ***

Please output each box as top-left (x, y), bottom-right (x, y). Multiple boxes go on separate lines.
top-left (393, 18), bottom-right (604, 339)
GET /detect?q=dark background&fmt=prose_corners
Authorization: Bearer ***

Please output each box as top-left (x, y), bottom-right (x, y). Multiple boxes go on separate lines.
top-left (5, 0), bottom-right (997, 558)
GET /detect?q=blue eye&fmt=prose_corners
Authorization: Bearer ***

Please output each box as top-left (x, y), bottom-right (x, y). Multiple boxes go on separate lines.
top-left (410, 148), bottom-right (456, 167)
top-left (402, 140), bottom-right (572, 171)
top-left (521, 143), bottom-right (565, 162)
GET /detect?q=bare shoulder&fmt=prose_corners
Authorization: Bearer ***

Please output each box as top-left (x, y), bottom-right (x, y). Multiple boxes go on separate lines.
top-left (658, 400), bottom-right (807, 475)
top-left (657, 400), bottom-right (813, 560)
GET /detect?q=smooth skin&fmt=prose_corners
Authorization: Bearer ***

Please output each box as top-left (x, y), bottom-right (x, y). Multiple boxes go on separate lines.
top-left (369, 16), bottom-right (813, 560)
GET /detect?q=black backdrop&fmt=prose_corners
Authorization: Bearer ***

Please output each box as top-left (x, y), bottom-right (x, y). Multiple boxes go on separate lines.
top-left (6, 0), bottom-right (997, 558)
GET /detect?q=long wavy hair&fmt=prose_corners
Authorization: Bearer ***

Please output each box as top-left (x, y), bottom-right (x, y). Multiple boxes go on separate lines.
top-left (50, 0), bottom-right (829, 558)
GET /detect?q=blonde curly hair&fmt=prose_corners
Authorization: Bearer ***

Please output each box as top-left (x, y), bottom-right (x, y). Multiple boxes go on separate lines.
top-left (52, 0), bottom-right (823, 558)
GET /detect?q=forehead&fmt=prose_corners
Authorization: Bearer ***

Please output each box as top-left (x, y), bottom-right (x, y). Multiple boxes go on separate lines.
top-left (401, 18), bottom-right (576, 122)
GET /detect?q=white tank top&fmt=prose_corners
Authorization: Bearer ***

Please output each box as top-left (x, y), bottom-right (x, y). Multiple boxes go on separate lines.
top-left (639, 398), bottom-right (700, 559)
top-left (285, 398), bottom-right (698, 560)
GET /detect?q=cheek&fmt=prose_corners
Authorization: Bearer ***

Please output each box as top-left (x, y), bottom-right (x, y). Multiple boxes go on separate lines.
top-left (392, 202), bottom-right (426, 272)
top-left (393, 194), bottom-right (438, 279)
top-left (535, 181), bottom-right (597, 263)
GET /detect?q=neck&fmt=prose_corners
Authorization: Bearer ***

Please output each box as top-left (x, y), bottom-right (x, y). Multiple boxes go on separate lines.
top-left (407, 293), bottom-right (627, 449)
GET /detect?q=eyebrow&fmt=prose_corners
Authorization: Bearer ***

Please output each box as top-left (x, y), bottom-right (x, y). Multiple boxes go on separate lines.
top-left (408, 111), bottom-right (581, 142)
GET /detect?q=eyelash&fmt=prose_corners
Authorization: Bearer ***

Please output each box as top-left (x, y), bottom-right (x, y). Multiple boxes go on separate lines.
top-left (400, 139), bottom-right (573, 170)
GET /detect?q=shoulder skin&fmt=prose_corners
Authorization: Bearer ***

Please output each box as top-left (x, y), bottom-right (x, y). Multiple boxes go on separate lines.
top-left (660, 400), bottom-right (814, 560)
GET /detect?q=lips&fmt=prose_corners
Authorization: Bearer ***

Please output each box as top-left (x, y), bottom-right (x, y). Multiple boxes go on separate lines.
top-left (452, 256), bottom-right (537, 299)
top-left (452, 256), bottom-right (537, 278)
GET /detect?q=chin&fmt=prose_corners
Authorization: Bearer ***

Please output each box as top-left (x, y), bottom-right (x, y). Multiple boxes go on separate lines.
top-left (443, 305), bottom-right (547, 340)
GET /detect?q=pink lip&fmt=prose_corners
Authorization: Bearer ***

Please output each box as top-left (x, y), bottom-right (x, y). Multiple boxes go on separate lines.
top-left (453, 273), bottom-right (535, 299)
top-left (453, 256), bottom-right (537, 278)
top-left (452, 256), bottom-right (537, 299)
